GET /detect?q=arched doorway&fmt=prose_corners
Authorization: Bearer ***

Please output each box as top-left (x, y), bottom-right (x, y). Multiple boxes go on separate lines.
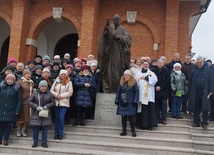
top-left (54, 34), bottom-right (78, 61)
top-left (0, 37), bottom-right (10, 71)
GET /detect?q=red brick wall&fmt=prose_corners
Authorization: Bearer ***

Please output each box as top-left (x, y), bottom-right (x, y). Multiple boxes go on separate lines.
top-left (0, 0), bottom-right (201, 64)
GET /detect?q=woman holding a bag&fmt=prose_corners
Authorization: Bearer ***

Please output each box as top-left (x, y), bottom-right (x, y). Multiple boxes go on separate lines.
top-left (115, 70), bottom-right (139, 137)
top-left (28, 80), bottom-right (55, 148)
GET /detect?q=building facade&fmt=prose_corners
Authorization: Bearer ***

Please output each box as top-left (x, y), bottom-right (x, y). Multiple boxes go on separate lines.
top-left (0, 0), bottom-right (210, 68)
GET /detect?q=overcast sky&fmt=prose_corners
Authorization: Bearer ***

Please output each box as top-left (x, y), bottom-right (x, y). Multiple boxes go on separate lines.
top-left (192, 0), bottom-right (214, 62)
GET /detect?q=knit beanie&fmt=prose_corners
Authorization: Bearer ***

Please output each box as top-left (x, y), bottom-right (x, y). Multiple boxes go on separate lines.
top-left (35, 65), bottom-right (43, 70)
top-left (42, 67), bottom-right (50, 74)
top-left (82, 65), bottom-right (90, 71)
top-left (64, 53), bottom-right (70, 58)
top-left (173, 63), bottom-right (182, 68)
top-left (28, 60), bottom-right (35, 65)
top-left (59, 69), bottom-right (67, 76)
top-left (65, 64), bottom-right (74, 70)
top-left (38, 80), bottom-right (48, 88)
top-left (43, 55), bottom-right (51, 62)
top-left (5, 73), bottom-right (16, 81)
top-left (88, 54), bottom-right (95, 59)
top-left (124, 70), bottom-right (132, 76)
top-left (2, 65), bottom-right (14, 73)
top-left (8, 58), bottom-right (17, 64)
top-left (34, 55), bottom-right (42, 59)
top-left (90, 62), bottom-right (97, 67)
top-left (54, 55), bottom-right (60, 60)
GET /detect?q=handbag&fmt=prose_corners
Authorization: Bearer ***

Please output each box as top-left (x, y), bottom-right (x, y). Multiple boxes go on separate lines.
top-left (119, 85), bottom-right (129, 106)
top-left (38, 93), bottom-right (49, 118)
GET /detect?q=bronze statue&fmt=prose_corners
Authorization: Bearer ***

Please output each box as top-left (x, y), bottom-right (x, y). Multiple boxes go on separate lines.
top-left (98, 14), bottom-right (132, 93)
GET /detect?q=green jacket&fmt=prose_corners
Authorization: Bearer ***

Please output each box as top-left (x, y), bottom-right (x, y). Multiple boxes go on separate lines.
top-left (170, 70), bottom-right (186, 96)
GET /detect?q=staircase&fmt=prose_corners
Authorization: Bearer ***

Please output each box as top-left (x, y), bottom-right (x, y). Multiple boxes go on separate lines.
top-left (0, 114), bottom-right (214, 155)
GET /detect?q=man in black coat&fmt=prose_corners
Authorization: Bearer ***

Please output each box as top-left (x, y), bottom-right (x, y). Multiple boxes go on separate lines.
top-left (181, 54), bottom-right (195, 114)
top-left (153, 59), bottom-right (170, 125)
top-left (188, 56), bottom-right (214, 129)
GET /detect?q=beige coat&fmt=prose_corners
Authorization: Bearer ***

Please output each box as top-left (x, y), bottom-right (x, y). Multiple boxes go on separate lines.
top-left (50, 77), bottom-right (73, 107)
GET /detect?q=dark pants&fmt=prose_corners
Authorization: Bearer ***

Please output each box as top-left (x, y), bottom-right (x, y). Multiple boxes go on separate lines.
top-left (33, 126), bottom-right (48, 143)
top-left (54, 106), bottom-right (68, 136)
top-left (142, 102), bottom-right (158, 128)
top-left (194, 95), bottom-right (208, 126)
top-left (209, 95), bottom-right (214, 121)
top-left (155, 98), bottom-right (167, 121)
top-left (182, 93), bottom-right (189, 112)
top-left (0, 121), bottom-right (12, 141)
top-left (171, 96), bottom-right (183, 117)
top-left (76, 106), bottom-right (89, 121)
top-left (121, 115), bottom-right (135, 133)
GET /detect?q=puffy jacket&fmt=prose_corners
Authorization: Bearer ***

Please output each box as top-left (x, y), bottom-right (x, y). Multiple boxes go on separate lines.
top-left (0, 81), bottom-right (22, 122)
top-left (74, 72), bottom-right (96, 107)
top-left (28, 89), bottom-right (55, 126)
top-left (170, 70), bottom-right (186, 96)
top-left (115, 76), bottom-right (139, 116)
top-left (50, 76), bottom-right (73, 107)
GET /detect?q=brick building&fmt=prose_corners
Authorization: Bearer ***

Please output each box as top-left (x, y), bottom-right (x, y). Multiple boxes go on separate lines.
top-left (0, 0), bottom-right (211, 69)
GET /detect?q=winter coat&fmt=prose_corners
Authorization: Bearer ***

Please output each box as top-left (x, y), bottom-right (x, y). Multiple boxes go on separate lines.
top-left (153, 67), bottom-right (170, 99)
top-left (14, 70), bottom-right (23, 79)
top-left (74, 71), bottom-right (96, 107)
top-left (28, 89), bottom-right (55, 126)
top-left (115, 76), bottom-right (139, 116)
top-left (31, 72), bottom-right (42, 88)
top-left (90, 69), bottom-right (102, 93)
top-left (182, 62), bottom-right (195, 82)
top-left (0, 81), bottom-right (22, 122)
top-left (188, 66), bottom-right (214, 112)
top-left (50, 69), bottom-right (60, 82)
top-left (50, 76), bottom-right (73, 107)
top-left (16, 78), bottom-right (34, 123)
top-left (170, 70), bottom-right (186, 96)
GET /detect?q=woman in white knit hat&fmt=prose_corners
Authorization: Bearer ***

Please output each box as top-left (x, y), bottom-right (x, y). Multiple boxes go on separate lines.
top-left (50, 69), bottom-right (73, 140)
top-left (170, 63), bottom-right (186, 119)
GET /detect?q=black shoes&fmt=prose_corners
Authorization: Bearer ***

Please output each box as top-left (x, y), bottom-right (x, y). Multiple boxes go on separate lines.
top-left (162, 120), bottom-right (167, 125)
top-left (132, 132), bottom-right (137, 137)
top-left (202, 124), bottom-right (208, 130)
top-left (172, 116), bottom-right (183, 119)
top-left (59, 135), bottom-right (63, 140)
top-left (54, 135), bottom-right (59, 140)
top-left (192, 124), bottom-right (200, 127)
top-left (41, 142), bottom-right (48, 148)
top-left (3, 141), bottom-right (8, 146)
top-left (32, 142), bottom-right (38, 148)
top-left (120, 132), bottom-right (127, 136)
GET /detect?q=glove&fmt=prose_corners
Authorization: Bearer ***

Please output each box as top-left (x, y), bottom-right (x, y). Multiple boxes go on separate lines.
top-left (43, 106), bottom-right (48, 110)
top-left (115, 102), bottom-right (119, 105)
top-left (36, 106), bottom-right (43, 111)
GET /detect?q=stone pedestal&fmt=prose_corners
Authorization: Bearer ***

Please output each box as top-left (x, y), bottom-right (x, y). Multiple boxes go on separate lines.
top-left (94, 93), bottom-right (121, 126)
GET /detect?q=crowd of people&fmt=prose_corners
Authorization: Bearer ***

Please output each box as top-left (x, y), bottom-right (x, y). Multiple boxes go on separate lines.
top-left (0, 52), bottom-right (213, 147)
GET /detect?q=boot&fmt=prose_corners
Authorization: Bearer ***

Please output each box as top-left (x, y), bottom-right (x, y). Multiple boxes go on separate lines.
top-left (21, 128), bottom-right (27, 137)
top-left (17, 128), bottom-right (21, 137)
top-left (121, 116), bottom-right (127, 136)
top-left (80, 112), bottom-right (86, 126)
top-left (73, 113), bottom-right (80, 126)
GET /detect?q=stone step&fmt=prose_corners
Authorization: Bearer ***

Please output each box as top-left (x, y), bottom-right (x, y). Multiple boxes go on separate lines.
top-left (10, 132), bottom-right (193, 149)
top-left (193, 141), bottom-right (214, 151)
top-left (191, 133), bottom-right (214, 142)
top-left (7, 137), bottom-right (197, 155)
top-left (11, 127), bottom-right (191, 140)
top-left (0, 145), bottom-right (145, 155)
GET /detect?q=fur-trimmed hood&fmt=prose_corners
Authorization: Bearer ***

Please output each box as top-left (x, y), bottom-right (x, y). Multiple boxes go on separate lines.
top-left (120, 75), bottom-right (136, 87)
top-left (79, 71), bottom-right (92, 77)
